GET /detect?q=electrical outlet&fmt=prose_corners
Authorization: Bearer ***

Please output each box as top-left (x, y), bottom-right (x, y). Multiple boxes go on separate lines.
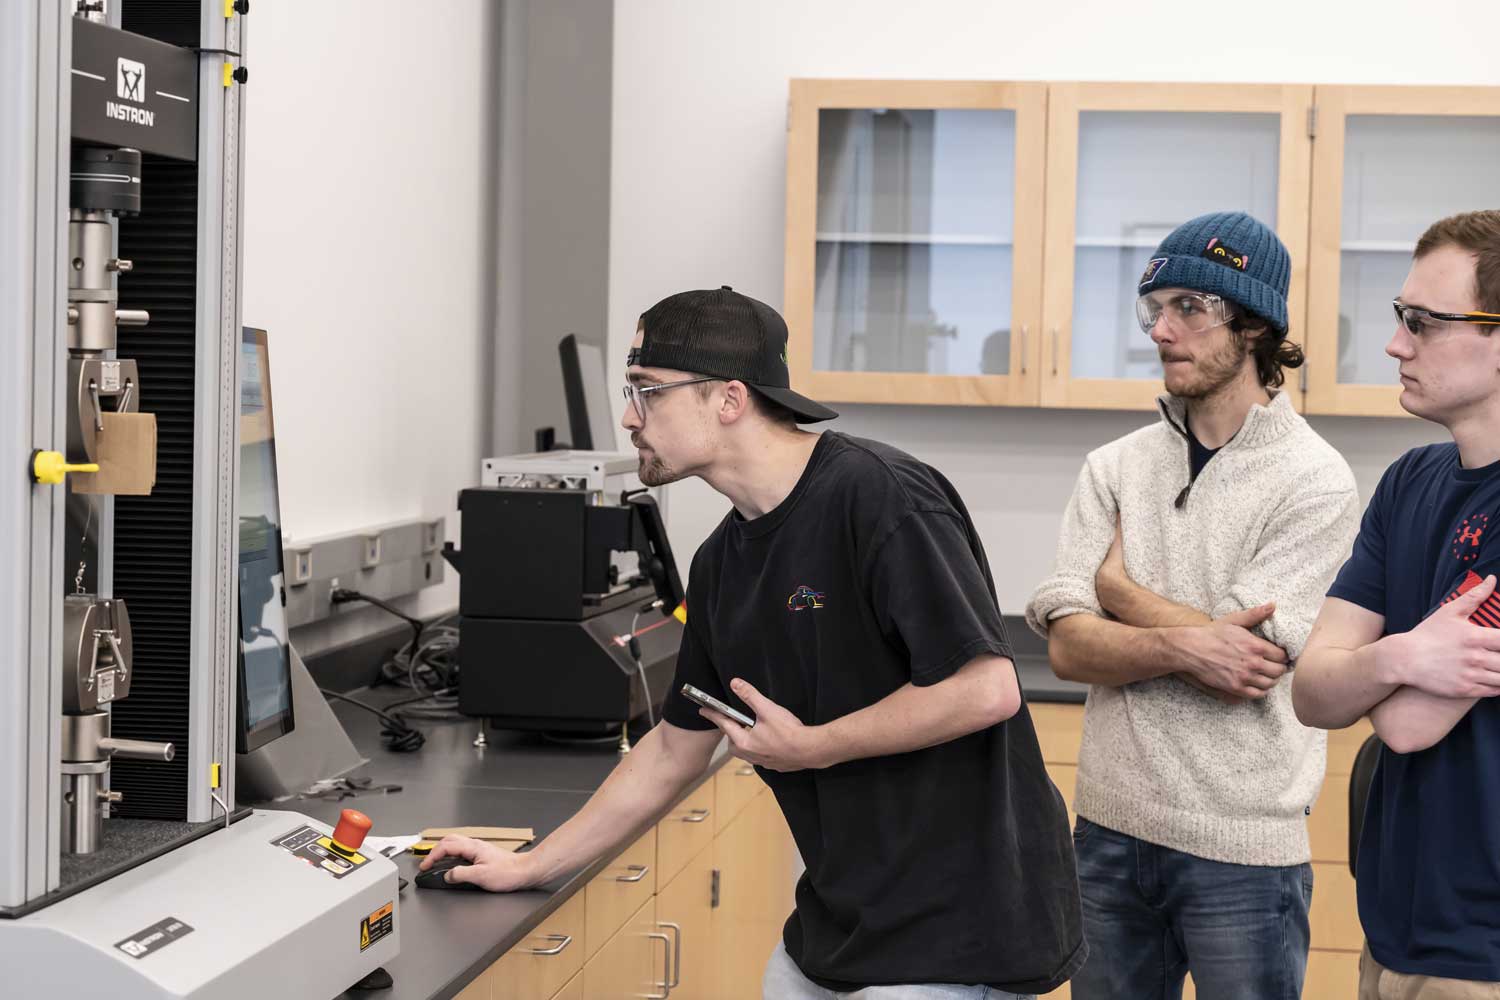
top-left (362, 534), bottom-right (382, 568)
top-left (290, 548), bottom-right (312, 585)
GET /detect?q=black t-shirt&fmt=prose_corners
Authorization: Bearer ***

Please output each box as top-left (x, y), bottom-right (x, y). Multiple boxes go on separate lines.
top-left (662, 432), bottom-right (1086, 993)
top-left (1186, 420), bottom-right (1221, 480)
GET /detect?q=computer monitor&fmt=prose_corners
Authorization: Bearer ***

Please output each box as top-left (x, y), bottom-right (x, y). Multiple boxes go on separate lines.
top-left (559, 334), bottom-right (615, 451)
top-left (236, 327), bottom-right (295, 753)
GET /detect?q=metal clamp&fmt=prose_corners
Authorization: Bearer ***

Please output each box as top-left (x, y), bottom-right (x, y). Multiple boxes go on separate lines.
top-left (523, 933), bottom-right (572, 957)
top-left (615, 863), bottom-right (650, 883)
top-left (658, 920), bottom-right (682, 988)
top-left (643, 931), bottom-right (673, 998)
top-left (681, 808), bottom-right (710, 824)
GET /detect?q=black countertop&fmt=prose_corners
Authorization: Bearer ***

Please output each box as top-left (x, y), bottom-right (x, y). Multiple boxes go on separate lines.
top-left (303, 650), bottom-right (1083, 1000)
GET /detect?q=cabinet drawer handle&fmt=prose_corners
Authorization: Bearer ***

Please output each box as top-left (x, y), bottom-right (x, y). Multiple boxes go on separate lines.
top-left (523, 933), bottom-right (572, 956)
top-left (1019, 323), bottom-right (1028, 375)
top-left (735, 765), bottom-right (755, 776)
top-left (658, 920), bottom-right (682, 988)
top-left (681, 808), bottom-right (710, 824)
top-left (615, 863), bottom-right (650, 883)
top-left (645, 931), bottom-right (672, 998)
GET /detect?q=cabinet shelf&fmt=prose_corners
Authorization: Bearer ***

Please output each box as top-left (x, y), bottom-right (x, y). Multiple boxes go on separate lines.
top-left (815, 232), bottom-right (1013, 246)
top-left (1340, 240), bottom-right (1415, 253)
top-left (1073, 235), bottom-right (1167, 249)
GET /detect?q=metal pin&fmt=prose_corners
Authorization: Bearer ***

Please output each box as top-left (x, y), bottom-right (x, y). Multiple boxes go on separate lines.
top-left (89, 380), bottom-right (104, 432)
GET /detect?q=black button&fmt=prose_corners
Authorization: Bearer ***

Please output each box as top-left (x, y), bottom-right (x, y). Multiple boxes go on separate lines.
top-left (721, 285), bottom-right (732, 291)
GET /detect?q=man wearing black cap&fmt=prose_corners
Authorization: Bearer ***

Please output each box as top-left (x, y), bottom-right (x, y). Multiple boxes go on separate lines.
top-left (422, 286), bottom-right (1085, 998)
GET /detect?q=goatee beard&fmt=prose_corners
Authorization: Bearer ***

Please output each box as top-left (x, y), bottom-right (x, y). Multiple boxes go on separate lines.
top-left (638, 457), bottom-right (680, 487)
top-left (1165, 341), bottom-right (1247, 401)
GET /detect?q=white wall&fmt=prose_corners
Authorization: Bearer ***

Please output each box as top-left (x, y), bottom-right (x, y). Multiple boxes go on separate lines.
top-left (243, 2), bottom-right (491, 637)
top-left (609, 0), bottom-right (1500, 612)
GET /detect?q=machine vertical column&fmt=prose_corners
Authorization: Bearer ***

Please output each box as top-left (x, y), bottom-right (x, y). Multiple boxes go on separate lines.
top-left (186, 0), bottom-right (246, 822)
top-left (0, 0), bottom-right (72, 907)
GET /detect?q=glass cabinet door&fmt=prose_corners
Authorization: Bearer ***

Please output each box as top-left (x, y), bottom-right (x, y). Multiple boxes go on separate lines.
top-left (1305, 87), bottom-right (1500, 416)
top-left (1040, 84), bottom-right (1313, 410)
top-left (785, 81), bottom-right (1046, 406)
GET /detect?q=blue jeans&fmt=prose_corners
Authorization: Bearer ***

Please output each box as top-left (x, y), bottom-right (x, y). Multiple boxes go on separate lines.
top-left (763, 942), bottom-right (1036, 1000)
top-left (1070, 817), bottom-right (1312, 1000)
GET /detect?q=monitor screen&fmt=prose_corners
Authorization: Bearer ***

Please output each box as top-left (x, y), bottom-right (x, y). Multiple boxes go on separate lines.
top-left (236, 327), bottom-right (295, 753)
top-left (559, 334), bottom-right (616, 451)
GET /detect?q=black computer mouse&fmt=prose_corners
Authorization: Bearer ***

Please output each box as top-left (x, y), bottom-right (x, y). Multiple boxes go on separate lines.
top-left (414, 856), bottom-right (485, 891)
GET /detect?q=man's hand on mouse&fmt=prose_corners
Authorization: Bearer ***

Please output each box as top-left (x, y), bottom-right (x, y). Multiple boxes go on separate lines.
top-left (418, 835), bottom-right (536, 892)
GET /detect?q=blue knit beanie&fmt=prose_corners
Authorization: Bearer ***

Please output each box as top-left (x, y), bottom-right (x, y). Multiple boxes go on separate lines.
top-left (1136, 211), bottom-right (1290, 333)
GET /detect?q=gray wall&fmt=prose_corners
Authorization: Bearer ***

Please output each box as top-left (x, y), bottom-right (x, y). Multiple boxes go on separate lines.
top-left (509, 0), bottom-right (615, 453)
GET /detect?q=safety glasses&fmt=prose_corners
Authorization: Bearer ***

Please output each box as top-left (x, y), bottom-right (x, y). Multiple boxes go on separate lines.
top-left (1135, 291), bottom-right (1235, 336)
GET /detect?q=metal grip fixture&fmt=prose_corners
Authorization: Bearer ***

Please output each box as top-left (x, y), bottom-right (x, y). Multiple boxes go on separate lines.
top-left (62, 595), bottom-right (133, 712)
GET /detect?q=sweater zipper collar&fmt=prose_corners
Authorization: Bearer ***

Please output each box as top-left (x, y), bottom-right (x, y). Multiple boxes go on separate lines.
top-left (1159, 399), bottom-right (1218, 511)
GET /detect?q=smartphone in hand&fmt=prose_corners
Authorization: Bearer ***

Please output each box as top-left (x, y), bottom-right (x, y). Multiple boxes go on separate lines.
top-left (681, 683), bottom-right (756, 728)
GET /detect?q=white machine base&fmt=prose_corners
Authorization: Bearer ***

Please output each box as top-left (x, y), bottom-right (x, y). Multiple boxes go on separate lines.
top-left (0, 810), bottom-right (400, 1000)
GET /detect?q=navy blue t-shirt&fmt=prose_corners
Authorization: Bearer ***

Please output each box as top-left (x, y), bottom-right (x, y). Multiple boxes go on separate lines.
top-left (1329, 443), bottom-right (1500, 980)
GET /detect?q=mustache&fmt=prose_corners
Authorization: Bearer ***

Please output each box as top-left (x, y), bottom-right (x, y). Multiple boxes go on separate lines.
top-left (1159, 351), bottom-right (1192, 363)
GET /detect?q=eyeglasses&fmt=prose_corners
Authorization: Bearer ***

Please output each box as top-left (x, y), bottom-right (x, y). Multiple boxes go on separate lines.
top-left (1392, 299), bottom-right (1500, 338)
top-left (1135, 292), bottom-right (1235, 335)
top-left (621, 377), bottom-right (723, 425)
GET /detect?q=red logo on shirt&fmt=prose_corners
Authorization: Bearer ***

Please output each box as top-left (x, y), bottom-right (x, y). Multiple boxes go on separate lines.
top-left (1452, 514), bottom-right (1488, 563)
top-left (1441, 569), bottom-right (1500, 628)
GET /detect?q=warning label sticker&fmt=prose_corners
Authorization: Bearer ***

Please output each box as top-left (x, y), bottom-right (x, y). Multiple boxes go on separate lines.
top-left (360, 901), bottom-right (394, 952)
top-left (114, 917), bottom-right (194, 960)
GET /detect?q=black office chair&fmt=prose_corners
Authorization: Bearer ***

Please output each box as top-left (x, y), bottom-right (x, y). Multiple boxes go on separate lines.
top-left (1347, 733), bottom-right (1383, 878)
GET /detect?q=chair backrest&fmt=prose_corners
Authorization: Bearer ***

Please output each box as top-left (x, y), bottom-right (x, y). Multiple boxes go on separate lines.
top-left (1348, 733), bottom-right (1383, 878)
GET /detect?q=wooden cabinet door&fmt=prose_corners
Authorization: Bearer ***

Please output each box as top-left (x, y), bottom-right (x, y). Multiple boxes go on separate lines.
top-left (784, 78), bottom-right (1048, 408)
top-left (713, 759), bottom-right (763, 836)
top-left (1039, 82), bottom-right (1314, 412)
top-left (491, 891), bottom-right (586, 1000)
top-left (550, 971), bottom-right (584, 1000)
top-left (582, 897), bottom-right (663, 1000)
top-left (713, 790), bottom-right (798, 1000)
top-left (657, 779), bottom-right (715, 889)
top-left (655, 845), bottom-right (716, 1000)
top-left (584, 827), bottom-right (657, 962)
top-left (1303, 85), bottom-right (1500, 416)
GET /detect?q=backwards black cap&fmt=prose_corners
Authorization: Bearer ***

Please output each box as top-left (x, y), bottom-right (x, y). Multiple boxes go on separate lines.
top-left (630, 286), bottom-right (838, 424)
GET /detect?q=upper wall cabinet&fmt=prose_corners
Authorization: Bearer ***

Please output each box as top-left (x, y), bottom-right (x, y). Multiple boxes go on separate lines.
top-left (784, 79), bottom-right (1500, 414)
top-left (1303, 86), bottom-right (1500, 417)
top-left (1038, 83), bottom-right (1312, 411)
top-left (783, 79), bottom-right (1048, 406)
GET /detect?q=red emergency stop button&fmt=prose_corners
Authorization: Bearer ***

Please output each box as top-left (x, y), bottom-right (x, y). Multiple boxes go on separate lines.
top-left (331, 808), bottom-right (372, 854)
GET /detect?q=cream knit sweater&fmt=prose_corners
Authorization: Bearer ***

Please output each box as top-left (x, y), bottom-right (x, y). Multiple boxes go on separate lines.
top-left (1026, 391), bottom-right (1359, 866)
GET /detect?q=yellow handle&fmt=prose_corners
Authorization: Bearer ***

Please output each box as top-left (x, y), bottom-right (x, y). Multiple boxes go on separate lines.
top-left (32, 451), bottom-right (98, 485)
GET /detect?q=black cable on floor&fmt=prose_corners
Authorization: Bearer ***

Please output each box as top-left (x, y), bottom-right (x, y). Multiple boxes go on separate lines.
top-left (319, 687), bottom-right (426, 753)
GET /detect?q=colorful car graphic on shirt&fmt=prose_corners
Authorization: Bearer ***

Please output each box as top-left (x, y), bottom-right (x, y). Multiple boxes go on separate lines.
top-left (787, 585), bottom-right (825, 611)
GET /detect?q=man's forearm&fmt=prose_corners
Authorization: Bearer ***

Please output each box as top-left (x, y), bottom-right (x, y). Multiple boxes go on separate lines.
top-left (1370, 686), bottom-right (1477, 755)
top-left (1048, 612), bottom-right (1186, 686)
top-left (1099, 572), bottom-right (1209, 629)
top-left (522, 725), bottom-right (714, 884)
top-left (1293, 635), bottom-right (1404, 730)
top-left (812, 656), bottom-right (1019, 769)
